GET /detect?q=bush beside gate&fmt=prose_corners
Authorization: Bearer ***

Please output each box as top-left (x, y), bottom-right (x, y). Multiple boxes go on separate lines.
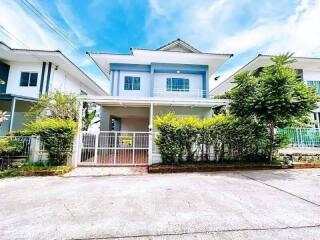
top-left (154, 113), bottom-right (275, 164)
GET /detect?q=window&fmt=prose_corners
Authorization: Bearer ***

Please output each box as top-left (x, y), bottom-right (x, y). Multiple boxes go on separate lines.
top-left (80, 90), bottom-right (88, 95)
top-left (166, 78), bottom-right (189, 92)
top-left (307, 81), bottom-right (320, 94)
top-left (253, 67), bottom-right (264, 77)
top-left (296, 69), bottom-right (303, 81)
top-left (20, 72), bottom-right (38, 87)
top-left (124, 76), bottom-right (140, 90)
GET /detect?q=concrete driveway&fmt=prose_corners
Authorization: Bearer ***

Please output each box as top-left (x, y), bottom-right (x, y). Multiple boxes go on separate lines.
top-left (0, 169), bottom-right (320, 240)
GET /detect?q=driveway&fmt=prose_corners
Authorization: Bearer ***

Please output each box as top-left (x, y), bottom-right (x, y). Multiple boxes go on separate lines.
top-left (0, 169), bottom-right (320, 240)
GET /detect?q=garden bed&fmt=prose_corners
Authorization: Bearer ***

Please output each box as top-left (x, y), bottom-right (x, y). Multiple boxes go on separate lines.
top-left (148, 162), bottom-right (287, 173)
top-left (292, 162), bottom-right (320, 169)
top-left (0, 165), bottom-right (73, 178)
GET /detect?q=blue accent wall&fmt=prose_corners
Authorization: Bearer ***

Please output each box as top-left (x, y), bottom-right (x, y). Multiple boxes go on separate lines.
top-left (0, 61), bottom-right (10, 94)
top-left (110, 63), bottom-right (151, 72)
top-left (110, 62), bottom-right (209, 98)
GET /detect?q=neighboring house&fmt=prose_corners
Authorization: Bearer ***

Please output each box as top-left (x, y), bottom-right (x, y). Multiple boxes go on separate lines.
top-left (0, 42), bottom-right (107, 135)
top-left (210, 54), bottom-right (320, 127)
top-left (78, 39), bottom-right (232, 166)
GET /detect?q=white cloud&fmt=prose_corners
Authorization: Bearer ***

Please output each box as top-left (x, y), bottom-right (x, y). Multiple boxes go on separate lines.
top-left (213, 0), bottom-right (320, 56)
top-left (55, 0), bottom-right (95, 47)
top-left (147, 0), bottom-right (320, 90)
top-left (0, 0), bottom-right (107, 92)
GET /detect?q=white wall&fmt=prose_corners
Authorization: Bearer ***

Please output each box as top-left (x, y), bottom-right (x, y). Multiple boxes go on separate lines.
top-left (50, 65), bottom-right (98, 96)
top-left (112, 70), bottom-right (203, 98)
top-left (115, 71), bottom-right (151, 97)
top-left (304, 70), bottom-right (320, 81)
top-left (6, 61), bottom-right (101, 99)
top-left (6, 61), bottom-right (42, 98)
top-left (153, 73), bottom-right (203, 98)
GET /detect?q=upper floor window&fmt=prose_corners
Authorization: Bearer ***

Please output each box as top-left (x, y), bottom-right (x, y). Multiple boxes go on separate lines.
top-left (296, 69), bottom-right (303, 81)
top-left (20, 72), bottom-right (38, 87)
top-left (80, 90), bottom-right (88, 95)
top-left (307, 81), bottom-right (320, 94)
top-left (166, 78), bottom-right (189, 92)
top-left (124, 76), bottom-right (140, 90)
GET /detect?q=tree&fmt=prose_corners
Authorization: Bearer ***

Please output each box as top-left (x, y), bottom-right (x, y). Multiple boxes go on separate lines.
top-left (229, 53), bottom-right (318, 161)
top-left (26, 91), bottom-right (78, 121)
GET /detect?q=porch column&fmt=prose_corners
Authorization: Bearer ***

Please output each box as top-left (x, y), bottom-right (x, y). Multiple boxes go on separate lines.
top-left (72, 100), bottom-right (83, 167)
top-left (148, 103), bottom-right (154, 165)
top-left (8, 97), bottom-right (16, 132)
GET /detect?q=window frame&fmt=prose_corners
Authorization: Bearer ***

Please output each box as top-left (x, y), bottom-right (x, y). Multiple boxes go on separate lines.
top-left (124, 76), bottom-right (140, 91)
top-left (166, 78), bottom-right (190, 92)
top-left (307, 80), bottom-right (320, 94)
top-left (20, 71), bottom-right (38, 87)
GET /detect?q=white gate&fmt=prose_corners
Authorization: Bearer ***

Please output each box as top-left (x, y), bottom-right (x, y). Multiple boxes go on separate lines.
top-left (78, 131), bottom-right (150, 166)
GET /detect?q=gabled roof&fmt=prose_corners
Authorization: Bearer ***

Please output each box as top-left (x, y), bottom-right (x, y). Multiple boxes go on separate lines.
top-left (88, 39), bottom-right (232, 79)
top-left (210, 54), bottom-right (320, 96)
top-left (156, 38), bottom-right (201, 53)
top-left (0, 41), bottom-right (107, 95)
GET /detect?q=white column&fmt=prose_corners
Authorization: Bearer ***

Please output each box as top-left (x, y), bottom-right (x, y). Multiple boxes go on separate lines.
top-left (72, 100), bottom-right (83, 167)
top-left (9, 97), bottom-right (16, 132)
top-left (148, 103), bottom-right (154, 165)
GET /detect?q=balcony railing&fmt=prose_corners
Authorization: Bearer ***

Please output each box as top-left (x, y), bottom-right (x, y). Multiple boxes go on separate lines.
top-left (153, 88), bottom-right (206, 98)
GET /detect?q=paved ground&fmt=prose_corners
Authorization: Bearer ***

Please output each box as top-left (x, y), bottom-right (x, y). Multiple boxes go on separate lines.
top-left (65, 167), bottom-right (148, 177)
top-left (0, 169), bottom-right (320, 240)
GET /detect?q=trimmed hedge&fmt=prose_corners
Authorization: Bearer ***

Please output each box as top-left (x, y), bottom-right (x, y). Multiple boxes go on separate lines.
top-left (25, 119), bottom-right (77, 165)
top-left (154, 113), bottom-right (273, 164)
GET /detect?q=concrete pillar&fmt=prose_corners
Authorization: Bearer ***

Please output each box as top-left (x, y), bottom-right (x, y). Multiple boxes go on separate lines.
top-left (148, 103), bottom-right (154, 165)
top-left (8, 97), bottom-right (16, 132)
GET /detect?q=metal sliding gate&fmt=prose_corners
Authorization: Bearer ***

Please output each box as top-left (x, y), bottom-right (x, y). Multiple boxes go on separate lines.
top-left (79, 131), bottom-right (149, 166)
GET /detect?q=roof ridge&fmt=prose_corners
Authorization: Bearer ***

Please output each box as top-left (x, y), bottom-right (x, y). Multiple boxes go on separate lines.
top-left (156, 38), bottom-right (201, 53)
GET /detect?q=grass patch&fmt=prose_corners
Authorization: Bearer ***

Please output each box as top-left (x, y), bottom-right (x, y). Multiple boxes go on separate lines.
top-left (0, 162), bottom-right (73, 179)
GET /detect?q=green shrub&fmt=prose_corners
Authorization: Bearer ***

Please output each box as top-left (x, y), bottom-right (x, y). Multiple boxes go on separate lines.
top-left (154, 113), bottom-right (274, 164)
top-left (25, 119), bottom-right (77, 165)
top-left (0, 138), bottom-right (24, 155)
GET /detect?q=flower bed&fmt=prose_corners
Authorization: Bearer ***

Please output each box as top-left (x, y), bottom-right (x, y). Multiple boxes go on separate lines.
top-left (0, 164), bottom-right (73, 178)
top-left (148, 162), bottom-right (287, 174)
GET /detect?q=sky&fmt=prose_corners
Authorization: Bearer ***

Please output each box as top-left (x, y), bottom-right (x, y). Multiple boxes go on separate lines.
top-left (1, 0), bottom-right (320, 93)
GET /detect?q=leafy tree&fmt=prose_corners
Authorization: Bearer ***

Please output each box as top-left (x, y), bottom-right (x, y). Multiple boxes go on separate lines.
top-left (229, 53), bottom-right (318, 161)
top-left (26, 91), bottom-right (78, 121)
top-left (82, 102), bottom-right (98, 131)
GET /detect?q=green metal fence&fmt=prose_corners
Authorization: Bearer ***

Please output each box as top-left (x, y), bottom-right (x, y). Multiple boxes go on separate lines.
top-left (277, 128), bottom-right (320, 147)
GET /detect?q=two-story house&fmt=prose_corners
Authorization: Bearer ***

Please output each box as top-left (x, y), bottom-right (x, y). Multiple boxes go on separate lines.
top-left (77, 39), bottom-right (232, 166)
top-left (210, 54), bottom-right (320, 127)
top-left (0, 42), bottom-right (107, 135)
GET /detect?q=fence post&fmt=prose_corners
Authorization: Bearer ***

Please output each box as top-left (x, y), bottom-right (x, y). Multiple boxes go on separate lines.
top-left (94, 132), bottom-right (99, 165)
top-left (114, 132), bottom-right (118, 165)
top-left (299, 128), bottom-right (304, 147)
top-left (30, 136), bottom-right (41, 163)
top-left (296, 128), bottom-right (300, 147)
top-left (132, 132), bottom-right (135, 165)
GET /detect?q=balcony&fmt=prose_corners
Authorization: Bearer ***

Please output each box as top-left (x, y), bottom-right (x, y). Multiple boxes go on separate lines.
top-left (153, 88), bottom-right (206, 99)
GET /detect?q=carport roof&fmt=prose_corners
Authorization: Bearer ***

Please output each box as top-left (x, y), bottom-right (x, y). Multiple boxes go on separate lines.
top-left (78, 96), bottom-right (229, 107)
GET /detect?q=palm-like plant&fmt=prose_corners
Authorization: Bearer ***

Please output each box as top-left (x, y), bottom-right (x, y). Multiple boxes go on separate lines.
top-left (0, 111), bottom-right (9, 128)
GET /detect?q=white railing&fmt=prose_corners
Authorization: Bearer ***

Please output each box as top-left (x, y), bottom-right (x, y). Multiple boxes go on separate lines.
top-left (0, 136), bottom-right (47, 169)
top-left (79, 131), bottom-right (150, 166)
top-left (153, 88), bottom-right (206, 98)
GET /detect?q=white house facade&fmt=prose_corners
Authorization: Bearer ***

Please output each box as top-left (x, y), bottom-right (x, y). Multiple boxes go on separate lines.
top-left (76, 39), bottom-right (232, 166)
top-left (210, 54), bottom-right (320, 127)
top-left (0, 42), bottom-right (107, 135)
